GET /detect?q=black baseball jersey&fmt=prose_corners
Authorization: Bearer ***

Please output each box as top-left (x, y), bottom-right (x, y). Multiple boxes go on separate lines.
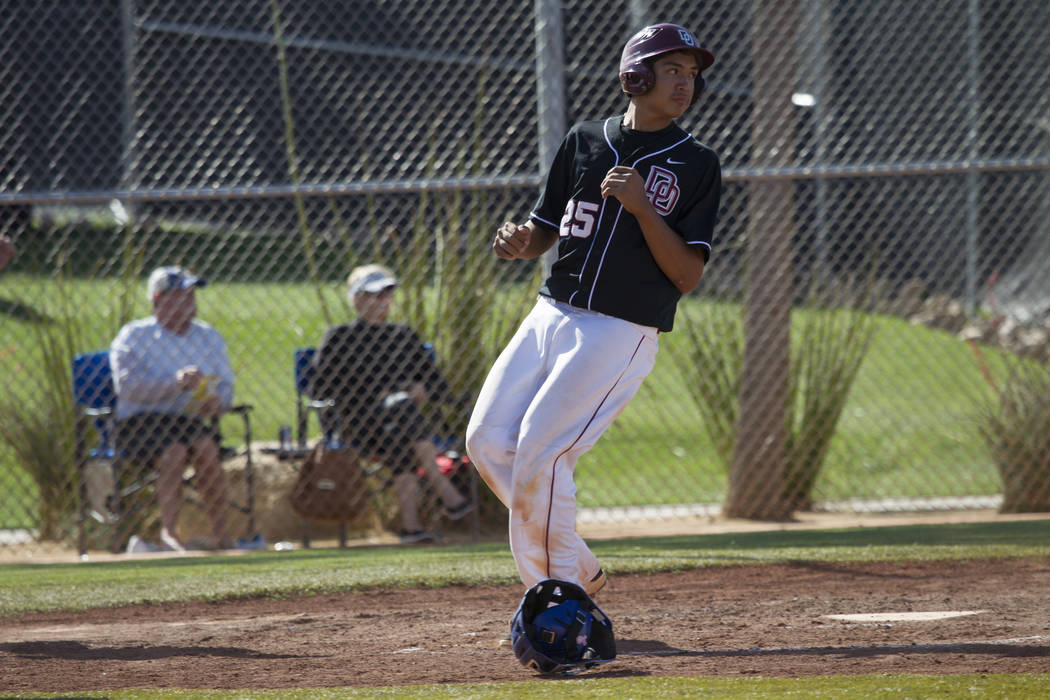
top-left (531, 115), bottom-right (721, 332)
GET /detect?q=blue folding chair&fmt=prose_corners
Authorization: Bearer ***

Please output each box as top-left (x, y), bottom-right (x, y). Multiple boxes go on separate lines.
top-left (292, 345), bottom-right (477, 547)
top-left (73, 350), bottom-right (256, 555)
top-left (294, 347), bottom-right (330, 452)
top-left (73, 351), bottom-right (118, 461)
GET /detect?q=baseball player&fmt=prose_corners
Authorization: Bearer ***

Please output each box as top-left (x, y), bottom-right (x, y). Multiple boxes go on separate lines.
top-left (466, 24), bottom-right (721, 596)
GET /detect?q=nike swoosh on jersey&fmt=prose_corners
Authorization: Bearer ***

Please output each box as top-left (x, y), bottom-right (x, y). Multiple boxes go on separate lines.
top-left (666, 158), bottom-right (686, 165)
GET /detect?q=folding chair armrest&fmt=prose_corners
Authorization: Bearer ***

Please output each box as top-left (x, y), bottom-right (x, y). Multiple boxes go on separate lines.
top-left (224, 404), bottom-right (254, 440)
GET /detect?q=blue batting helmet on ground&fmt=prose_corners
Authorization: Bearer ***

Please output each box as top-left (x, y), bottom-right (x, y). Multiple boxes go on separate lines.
top-left (510, 579), bottom-right (616, 675)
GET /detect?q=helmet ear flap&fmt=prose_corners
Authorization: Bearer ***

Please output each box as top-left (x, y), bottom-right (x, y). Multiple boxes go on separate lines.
top-left (622, 63), bottom-right (707, 105)
top-left (619, 62), bottom-right (654, 96)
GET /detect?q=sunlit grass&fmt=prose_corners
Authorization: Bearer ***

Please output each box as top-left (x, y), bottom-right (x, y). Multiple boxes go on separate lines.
top-left (10, 674), bottom-right (1050, 699)
top-left (2, 519), bottom-right (1047, 616)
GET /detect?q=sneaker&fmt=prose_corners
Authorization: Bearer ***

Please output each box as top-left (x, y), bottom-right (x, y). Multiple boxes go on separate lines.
top-left (498, 615), bottom-right (514, 649)
top-left (158, 528), bottom-right (187, 553)
top-left (444, 499), bottom-right (476, 521)
top-left (399, 530), bottom-right (437, 545)
top-left (125, 535), bottom-right (159, 554)
top-left (585, 568), bottom-right (607, 597)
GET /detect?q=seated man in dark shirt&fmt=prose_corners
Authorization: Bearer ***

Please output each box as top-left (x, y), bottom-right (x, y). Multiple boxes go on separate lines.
top-left (311, 264), bottom-right (474, 543)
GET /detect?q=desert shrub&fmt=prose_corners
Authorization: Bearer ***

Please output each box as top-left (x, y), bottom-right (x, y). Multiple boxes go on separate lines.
top-left (783, 297), bottom-right (875, 510)
top-left (0, 243), bottom-right (141, 541)
top-left (670, 280), bottom-right (875, 514)
top-left (0, 270), bottom-right (85, 539)
top-left (977, 360), bottom-right (1050, 512)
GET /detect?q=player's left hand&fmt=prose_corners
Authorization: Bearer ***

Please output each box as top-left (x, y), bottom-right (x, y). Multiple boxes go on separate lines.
top-left (601, 166), bottom-right (649, 214)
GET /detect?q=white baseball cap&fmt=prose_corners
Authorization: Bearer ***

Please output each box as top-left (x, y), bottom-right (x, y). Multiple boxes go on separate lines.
top-left (347, 264), bottom-right (398, 296)
top-left (147, 265), bottom-right (207, 300)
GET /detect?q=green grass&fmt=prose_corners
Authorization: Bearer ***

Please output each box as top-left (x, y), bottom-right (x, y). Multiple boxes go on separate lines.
top-left (0, 276), bottom-right (1009, 530)
top-left (580, 312), bottom-right (1004, 507)
top-left (7, 674), bottom-right (1050, 698)
top-left (3, 519), bottom-right (1048, 617)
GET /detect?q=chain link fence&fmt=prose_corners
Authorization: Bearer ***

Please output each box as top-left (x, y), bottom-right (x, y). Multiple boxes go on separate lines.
top-left (2, 0), bottom-right (1048, 557)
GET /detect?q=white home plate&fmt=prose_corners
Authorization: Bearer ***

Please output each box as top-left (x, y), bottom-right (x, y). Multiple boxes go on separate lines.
top-left (826, 610), bottom-right (987, 622)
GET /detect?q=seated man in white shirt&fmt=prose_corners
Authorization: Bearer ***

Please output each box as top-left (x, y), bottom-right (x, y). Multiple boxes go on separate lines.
top-left (110, 266), bottom-right (236, 551)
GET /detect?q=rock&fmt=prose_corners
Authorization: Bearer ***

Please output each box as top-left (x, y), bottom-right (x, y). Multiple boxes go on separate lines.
top-left (893, 279), bottom-right (926, 317)
top-left (1013, 327), bottom-right (1049, 361)
top-left (911, 294), bottom-right (967, 333)
top-left (176, 443), bottom-right (385, 546)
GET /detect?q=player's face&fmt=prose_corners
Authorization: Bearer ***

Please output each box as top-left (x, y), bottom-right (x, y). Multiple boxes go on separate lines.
top-left (638, 51), bottom-right (699, 122)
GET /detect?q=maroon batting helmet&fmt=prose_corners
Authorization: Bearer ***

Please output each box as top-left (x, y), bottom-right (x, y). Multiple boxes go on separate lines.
top-left (619, 23), bottom-right (715, 105)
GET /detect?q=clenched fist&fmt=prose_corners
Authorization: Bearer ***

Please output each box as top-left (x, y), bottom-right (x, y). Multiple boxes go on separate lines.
top-left (601, 166), bottom-right (649, 214)
top-left (493, 222), bottom-right (532, 260)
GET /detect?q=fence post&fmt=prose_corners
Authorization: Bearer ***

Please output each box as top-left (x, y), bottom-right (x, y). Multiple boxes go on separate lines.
top-left (119, 0), bottom-right (138, 225)
top-left (726, 0), bottom-right (801, 520)
top-left (965, 0), bottom-right (981, 315)
top-left (534, 0), bottom-right (566, 272)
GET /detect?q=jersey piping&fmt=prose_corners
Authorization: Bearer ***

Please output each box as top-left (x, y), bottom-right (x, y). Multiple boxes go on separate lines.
top-left (529, 115), bottom-right (721, 331)
top-left (532, 213), bottom-right (559, 230)
top-left (576, 117), bottom-right (694, 311)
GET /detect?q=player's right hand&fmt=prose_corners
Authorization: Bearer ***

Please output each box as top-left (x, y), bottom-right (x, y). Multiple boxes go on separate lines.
top-left (493, 222), bottom-right (531, 260)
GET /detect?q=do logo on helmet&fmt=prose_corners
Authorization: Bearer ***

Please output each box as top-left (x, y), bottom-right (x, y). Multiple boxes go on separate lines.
top-left (677, 28), bottom-right (698, 47)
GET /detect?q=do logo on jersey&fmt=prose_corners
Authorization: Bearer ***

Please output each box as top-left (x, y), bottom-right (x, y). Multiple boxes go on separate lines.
top-left (644, 166), bottom-right (680, 215)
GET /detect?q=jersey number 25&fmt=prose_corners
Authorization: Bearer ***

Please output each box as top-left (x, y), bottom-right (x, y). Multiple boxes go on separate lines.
top-left (559, 199), bottom-right (600, 238)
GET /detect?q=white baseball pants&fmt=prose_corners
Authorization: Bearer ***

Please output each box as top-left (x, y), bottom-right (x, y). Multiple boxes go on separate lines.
top-left (466, 296), bottom-right (658, 589)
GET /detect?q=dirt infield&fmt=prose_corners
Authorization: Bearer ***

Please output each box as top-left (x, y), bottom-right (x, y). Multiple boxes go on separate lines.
top-left (2, 557), bottom-right (1049, 692)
